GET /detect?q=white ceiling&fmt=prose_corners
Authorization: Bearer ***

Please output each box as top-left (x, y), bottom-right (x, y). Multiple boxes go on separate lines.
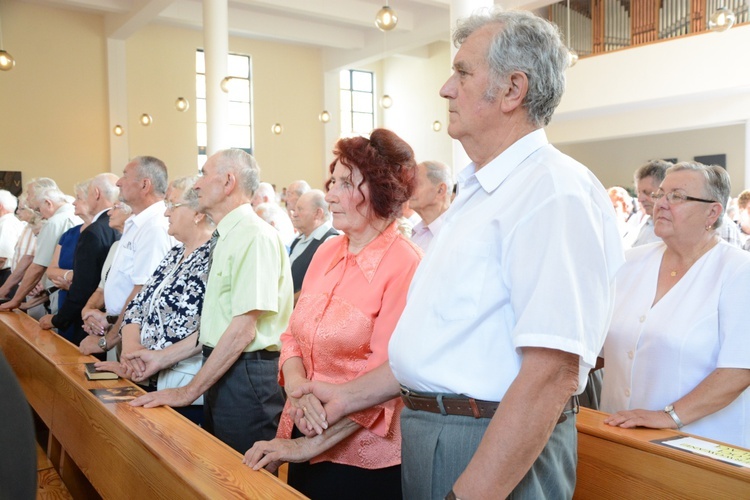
top-left (24, 0), bottom-right (555, 70)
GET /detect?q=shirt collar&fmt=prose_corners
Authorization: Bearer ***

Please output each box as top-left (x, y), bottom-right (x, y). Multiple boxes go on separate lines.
top-left (325, 221), bottom-right (400, 283)
top-left (216, 203), bottom-right (257, 240)
top-left (92, 208), bottom-right (110, 222)
top-left (130, 200), bottom-right (166, 228)
top-left (458, 128), bottom-right (548, 195)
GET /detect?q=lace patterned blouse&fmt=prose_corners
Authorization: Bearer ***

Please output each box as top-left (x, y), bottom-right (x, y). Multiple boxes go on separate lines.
top-left (123, 242), bottom-right (210, 349)
top-left (277, 221), bottom-right (422, 469)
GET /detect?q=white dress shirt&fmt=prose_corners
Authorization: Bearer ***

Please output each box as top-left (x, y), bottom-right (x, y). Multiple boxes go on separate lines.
top-left (631, 217), bottom-right (661, 247)
top-left (601, 241), bottom-right (750, 448)
top-left (389, 129), bottom-right (625, 400)
top-left (104, 201), bottom-right (176, 315)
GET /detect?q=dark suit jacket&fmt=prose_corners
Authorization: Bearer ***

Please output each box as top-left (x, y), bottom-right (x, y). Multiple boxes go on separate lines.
top-left (290, 226), bottom-right (339, 293)
top-left (52, 212), bottom-right (121, 345)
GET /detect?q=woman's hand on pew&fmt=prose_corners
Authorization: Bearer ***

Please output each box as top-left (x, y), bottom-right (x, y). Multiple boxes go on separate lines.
top-left (604, 409), bottom-right (677, 430)
top-left (242, 438), bottom-right (313, 472)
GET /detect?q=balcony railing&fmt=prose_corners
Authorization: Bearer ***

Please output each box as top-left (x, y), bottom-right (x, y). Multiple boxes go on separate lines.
top-left (548, 0), bottom-right (749, 57)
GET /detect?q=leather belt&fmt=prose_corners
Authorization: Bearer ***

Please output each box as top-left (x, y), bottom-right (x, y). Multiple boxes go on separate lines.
top-left (400, 387), bottom-right (579, 424)
top-left (202, 345), bottom-right (279, 361)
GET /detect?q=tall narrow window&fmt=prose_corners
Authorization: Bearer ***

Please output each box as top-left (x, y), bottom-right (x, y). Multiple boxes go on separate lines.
top-left (196, 50), bottom-right (253, 169)
top-left (340, 69), bottom-right (374, 136)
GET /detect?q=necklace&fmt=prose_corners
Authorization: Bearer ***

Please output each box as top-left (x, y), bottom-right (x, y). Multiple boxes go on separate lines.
top-left (666, 236), bottom-right (719, 278)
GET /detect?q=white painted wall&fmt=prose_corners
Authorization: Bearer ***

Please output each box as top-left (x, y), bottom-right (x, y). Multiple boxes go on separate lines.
top-left (380, 42), bottom-right (455, 171)
top-left (555, 124), bottom-right (747, 194)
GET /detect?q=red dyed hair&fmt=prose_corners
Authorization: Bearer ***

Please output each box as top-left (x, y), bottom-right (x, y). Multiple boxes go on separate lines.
top-left (326, 128), bottom-right (416, 221)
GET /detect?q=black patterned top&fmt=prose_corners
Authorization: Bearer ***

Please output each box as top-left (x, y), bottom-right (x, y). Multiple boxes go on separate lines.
top-left (123, 241), bottom-right (210, 350)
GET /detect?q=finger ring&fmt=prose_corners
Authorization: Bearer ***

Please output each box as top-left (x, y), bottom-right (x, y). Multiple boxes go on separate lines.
top-left (302, 406), bottom-right (308, 413)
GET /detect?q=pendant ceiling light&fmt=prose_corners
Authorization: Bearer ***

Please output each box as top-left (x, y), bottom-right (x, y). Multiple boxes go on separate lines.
top-left (0, 3), bottom-right (14, 71)
top-left (708, 7), bottom-right (736, 32)
top-left (375, 2), bottom-right (398, 32)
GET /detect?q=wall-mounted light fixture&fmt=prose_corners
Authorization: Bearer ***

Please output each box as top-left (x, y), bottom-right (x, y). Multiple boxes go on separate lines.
top-left (319, 110), bottom-right (331, 123)
top-left (272, 123), bottom-right (283, 135)
top-left (220, 77), bottom-right (234, 93)
top-left (140, 114), bottom-right (153, 126)
top-left (0, 4), bottom-right (14, 71)
top-left (175, 97), bottom-right (189, 112)
top-left (432, 120), bottom-right (442, 132)
top-left (380, 95), bottom-right (393, 109)
top-left (113, 125), bottom-right (124, 136)
top-left (375, 2), bottom-right (398, 31)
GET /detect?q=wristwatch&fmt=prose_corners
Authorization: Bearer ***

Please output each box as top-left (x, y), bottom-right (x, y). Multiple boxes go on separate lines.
top-left (98, 336), bottom-right (108, 352)
top-left (664, 404), bottom-right (684, 429)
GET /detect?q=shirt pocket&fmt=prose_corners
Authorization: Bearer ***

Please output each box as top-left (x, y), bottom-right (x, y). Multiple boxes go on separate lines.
top-left (436, 240), bottom-right (492, 321)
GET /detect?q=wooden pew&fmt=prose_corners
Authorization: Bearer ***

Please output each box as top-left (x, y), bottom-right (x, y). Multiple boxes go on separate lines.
top-left (575, 407), bottom-right (750, 498)
top-left (0, 311), bottom-right (306, 499)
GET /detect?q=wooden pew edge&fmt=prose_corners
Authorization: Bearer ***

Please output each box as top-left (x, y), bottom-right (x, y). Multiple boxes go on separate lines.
top-left (576, 408), bottom-right (750, 481)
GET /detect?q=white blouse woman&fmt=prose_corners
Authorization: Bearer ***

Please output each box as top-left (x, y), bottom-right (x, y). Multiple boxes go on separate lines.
top-left (601, 162), bottom-right (750, 448)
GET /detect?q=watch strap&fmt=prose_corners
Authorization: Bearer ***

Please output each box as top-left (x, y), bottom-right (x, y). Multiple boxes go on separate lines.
top-left (664, 404), bottom-right (684, 429)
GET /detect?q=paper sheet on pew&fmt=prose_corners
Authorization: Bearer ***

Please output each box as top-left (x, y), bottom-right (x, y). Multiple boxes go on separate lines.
top-left (655, 436), bottom-right (750, 468)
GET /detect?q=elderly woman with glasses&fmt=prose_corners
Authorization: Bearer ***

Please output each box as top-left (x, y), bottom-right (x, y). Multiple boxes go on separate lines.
top-left (600, 161), bottom-right (750, 448)
top-left (96, 177), bottom-right (212, 425)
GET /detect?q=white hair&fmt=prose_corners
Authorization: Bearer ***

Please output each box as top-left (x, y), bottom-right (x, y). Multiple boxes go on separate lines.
top-left (0, 190), bottom-right (18, 213)
top-left (256, 202), bottom-right (296, 247)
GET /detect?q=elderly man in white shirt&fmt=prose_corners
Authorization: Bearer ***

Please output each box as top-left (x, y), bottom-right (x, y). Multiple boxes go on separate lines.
top-left (288, 189), bottom-right (338, 299)
top-left (290, 9), bottom-right (624, 499)
top-left (408, 161), bottom-right (453, 252)
top-left (80, 156), bottom-right (175, 357)
top-left (0, 190), bottom-right (24, 286)
top-left (0, 180), bottom-right (82, 313)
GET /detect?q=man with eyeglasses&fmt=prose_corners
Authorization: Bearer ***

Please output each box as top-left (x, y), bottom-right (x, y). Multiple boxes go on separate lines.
top-left (38, 174), bottom-right (122, 347)
top-left (632, 159), bottom-right (671, 248)
top-left (0, 179), bottom-right (81, 314)
top-left (79, 157), bottom-right (176, 358)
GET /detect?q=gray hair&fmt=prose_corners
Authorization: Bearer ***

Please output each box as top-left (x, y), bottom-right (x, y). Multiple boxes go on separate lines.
top-left (133, 156), bottom-right (168, 196)
top-left (114, 201), bottom-right (133, 215)
top-left (214, 149), bottom-right (260, 197)
top-left (303, 189), bottom-right (330, 220)
top-left (287, 180), bottom-right (311, 197)
top-left (90, 173), bottom-right (120, 203)
top-left (0, 189), bottom-right (18, 213)
top-left (32, 186), bottom-right (68, 207)
top-left (453, 8), bottom-right (568, 127)
top-left (254, 182), bottom-right (276, 203)
top-left (256, 201), bottom-right (295, 244)
top-left (74, 180), bottom-right (92, 199)
top-left (420, 161), bottom-right (454, 193)
top-left (634, 159), bottom-right (672, 184)
top-left (170, 176), bottom-right (200, 211)
top-left (668, 161), bottom-right (730, 229)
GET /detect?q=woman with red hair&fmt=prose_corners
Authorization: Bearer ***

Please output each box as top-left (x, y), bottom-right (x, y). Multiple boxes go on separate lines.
top-left (244, 129), bottom-right (421, 499)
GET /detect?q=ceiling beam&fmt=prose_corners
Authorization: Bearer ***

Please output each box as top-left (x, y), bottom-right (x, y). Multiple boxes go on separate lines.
top-left (105, 0), bottom-right (176, 39)
top-left (230, 0), bottom-right (415, 30)
top-left (159, 1), bottom-right (366, 49)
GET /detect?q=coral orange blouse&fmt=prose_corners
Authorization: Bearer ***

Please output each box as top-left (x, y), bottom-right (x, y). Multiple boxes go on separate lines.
top-left (277, 221), bottom-right (422, 469)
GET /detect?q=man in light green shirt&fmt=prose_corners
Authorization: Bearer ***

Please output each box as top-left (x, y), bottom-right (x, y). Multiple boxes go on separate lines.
top-left (130, 149), bottom-right (292, 453)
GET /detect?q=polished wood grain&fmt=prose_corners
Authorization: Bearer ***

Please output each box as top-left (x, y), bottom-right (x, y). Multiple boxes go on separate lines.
top-left (0, 311), bottom-right (306, 500)
top-left (575, 408), bottom-right (750, 499)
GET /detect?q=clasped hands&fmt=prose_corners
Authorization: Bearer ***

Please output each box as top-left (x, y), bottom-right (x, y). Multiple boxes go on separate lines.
top-left (242, 381), bottom-right (342, 471)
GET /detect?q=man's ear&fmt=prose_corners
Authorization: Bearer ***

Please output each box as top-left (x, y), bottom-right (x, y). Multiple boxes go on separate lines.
top-left (499, 71), bottom-right (528, 114)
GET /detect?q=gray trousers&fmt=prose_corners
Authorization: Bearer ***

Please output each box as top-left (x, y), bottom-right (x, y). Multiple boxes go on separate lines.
top-left (401, 407), bottom-right (577, 500)
top-left (203, 355), bottom-right (285, 454)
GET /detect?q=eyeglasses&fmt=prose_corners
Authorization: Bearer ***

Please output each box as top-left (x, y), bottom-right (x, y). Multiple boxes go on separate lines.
top-left (164, 201), bottom-right (187, 211)
top-left (650, 190), bottom-right (716, 205)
